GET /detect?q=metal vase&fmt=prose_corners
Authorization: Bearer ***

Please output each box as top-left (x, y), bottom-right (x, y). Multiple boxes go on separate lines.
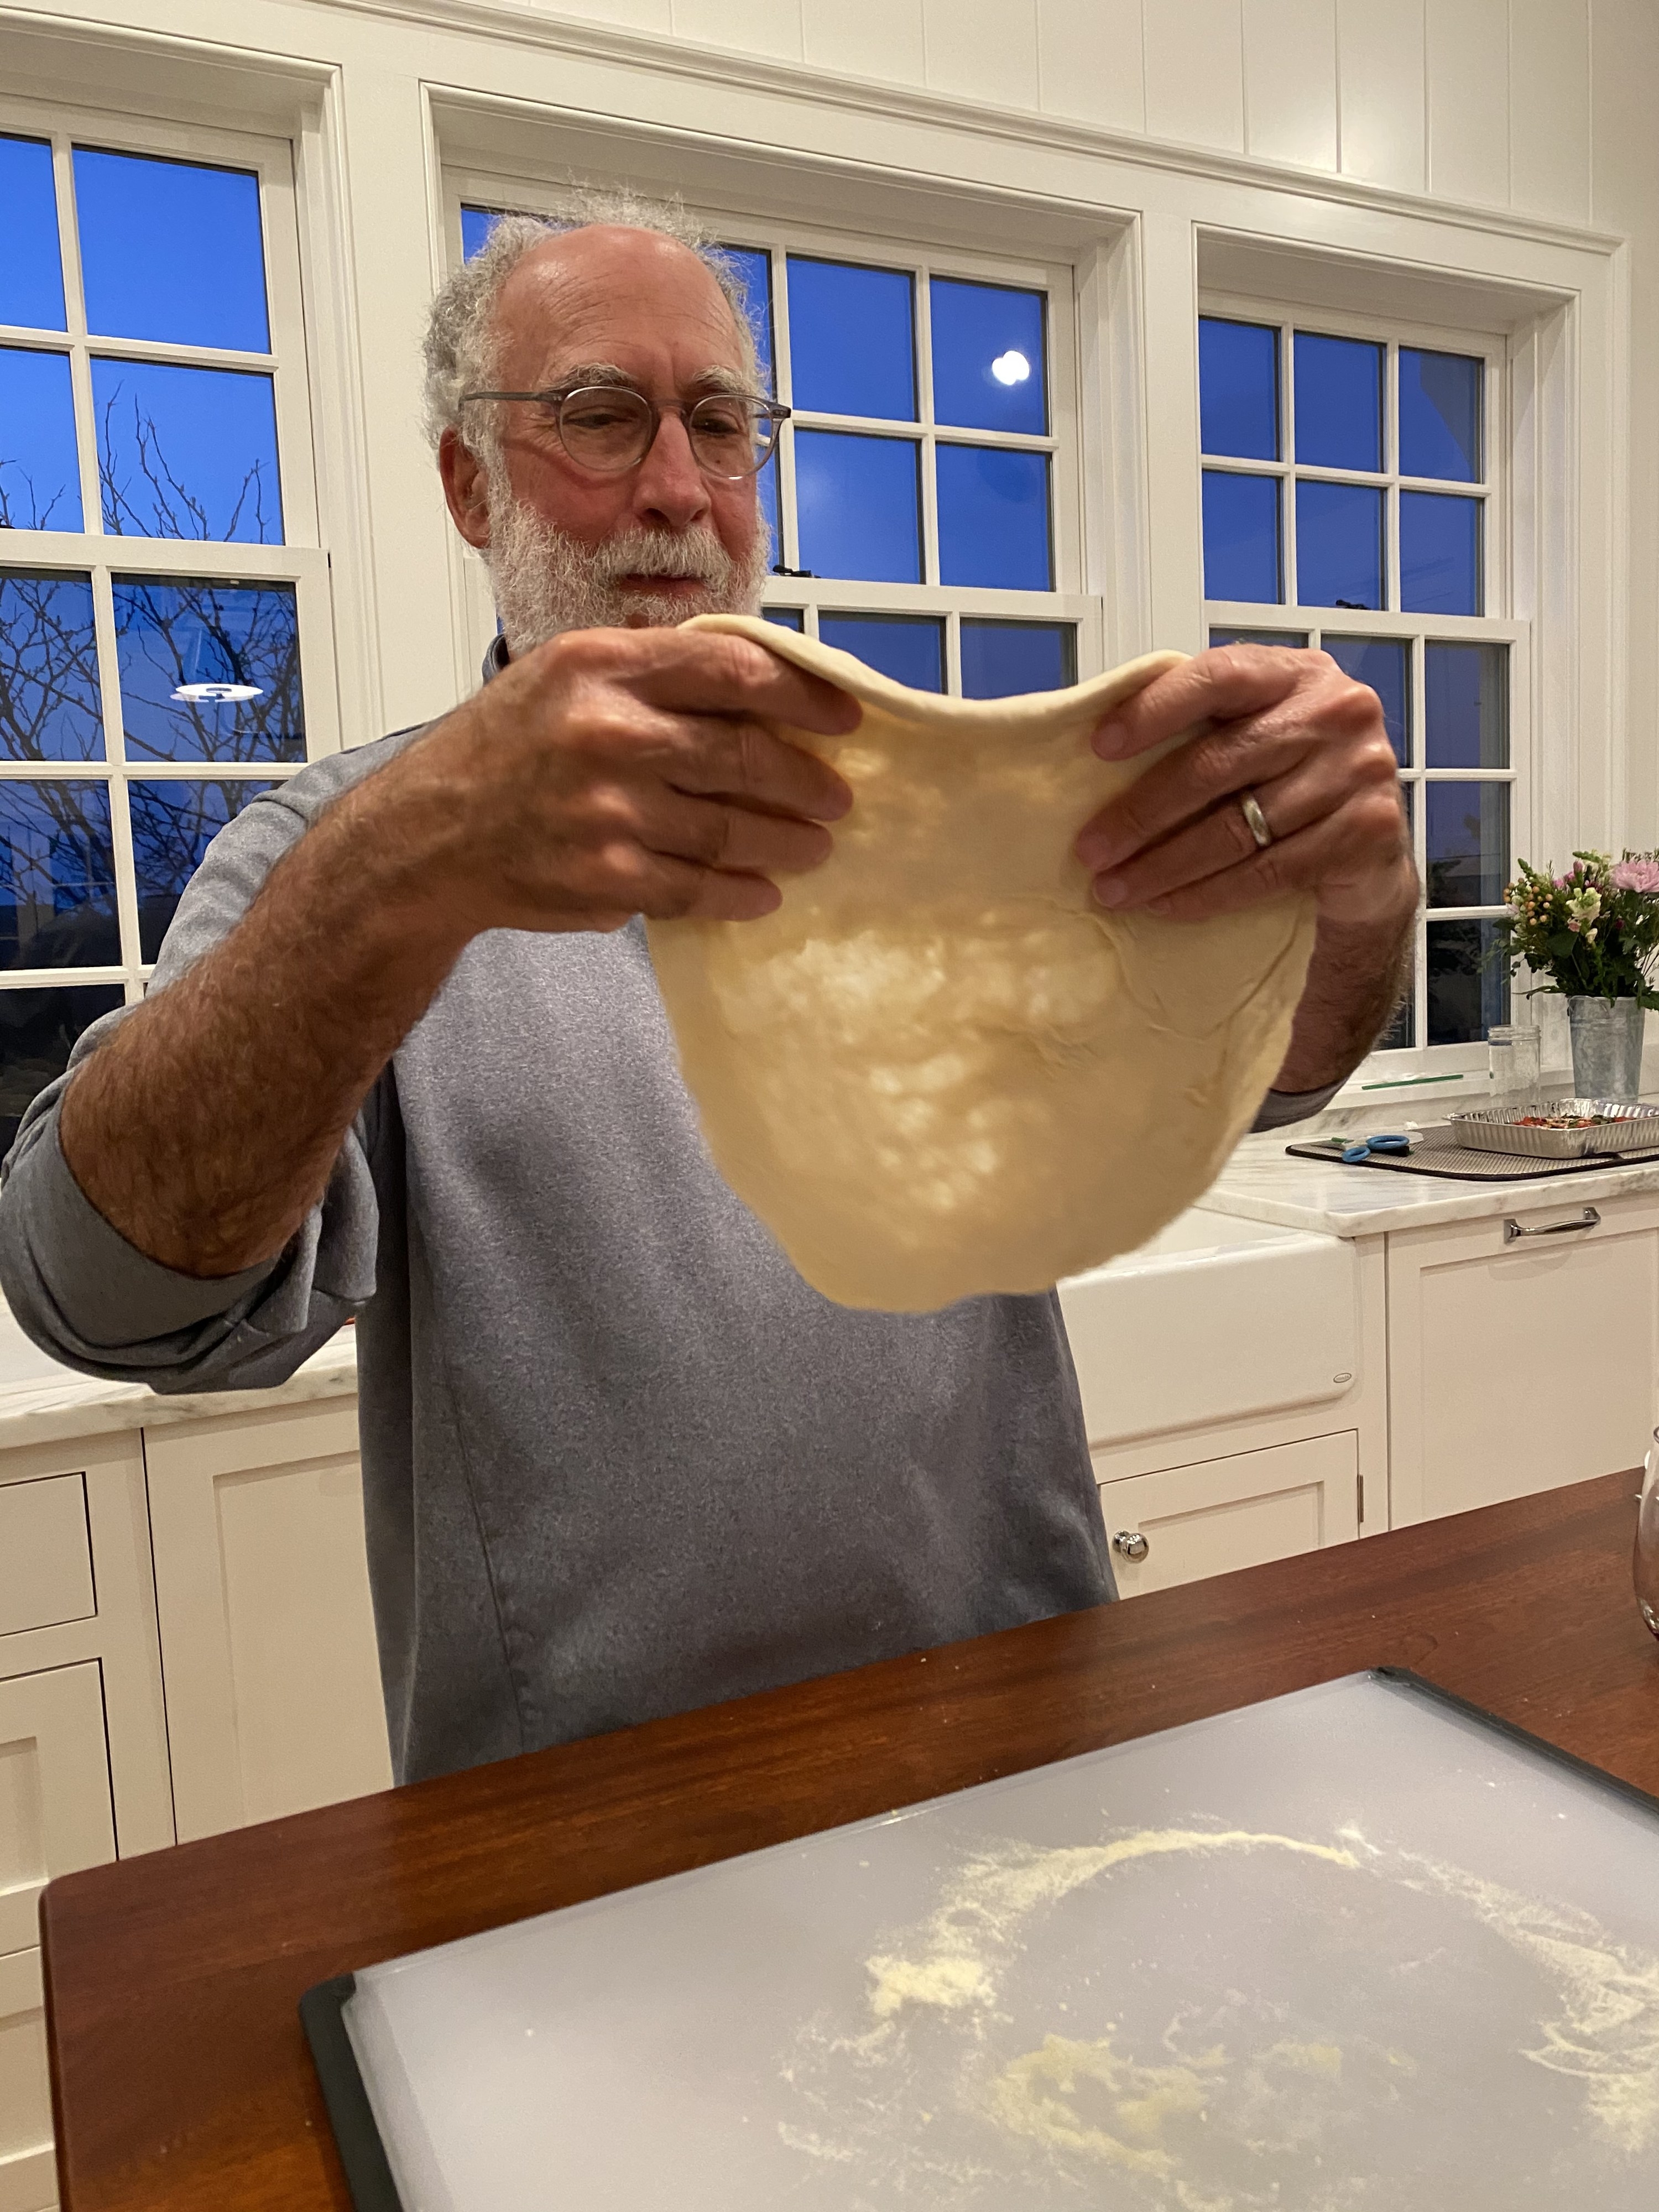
top-left (1565, 995), bottom-right (1646, 1101)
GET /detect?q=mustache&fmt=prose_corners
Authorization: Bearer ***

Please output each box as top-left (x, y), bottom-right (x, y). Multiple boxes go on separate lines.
top-left (586, 528), bottom-right (730, 583)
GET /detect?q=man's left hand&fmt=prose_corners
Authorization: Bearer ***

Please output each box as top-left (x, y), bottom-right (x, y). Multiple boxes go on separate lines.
top-left (1076, 645), bottom-right (1418, 930)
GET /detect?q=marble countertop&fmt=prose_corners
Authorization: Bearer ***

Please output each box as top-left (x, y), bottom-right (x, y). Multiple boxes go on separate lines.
top-left (0, 1323), bottom-right (358, 1451)
top-left (1201, 1127), bottom-right (1659, 1239)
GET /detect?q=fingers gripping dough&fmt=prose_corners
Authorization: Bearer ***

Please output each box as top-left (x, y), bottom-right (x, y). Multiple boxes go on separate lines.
top-left (646, 615), bottom-right (1317, 1312)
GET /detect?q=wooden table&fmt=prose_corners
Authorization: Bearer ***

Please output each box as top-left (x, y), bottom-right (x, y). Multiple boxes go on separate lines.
top-left (43, 1466), bottom-right (1659, 2210)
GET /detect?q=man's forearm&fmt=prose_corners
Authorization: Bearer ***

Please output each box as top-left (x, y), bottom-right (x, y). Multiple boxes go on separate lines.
top-left (58, 761), bottom-right (473, 1280)
top-left (1272, 893), bottom-right (1418, 1096)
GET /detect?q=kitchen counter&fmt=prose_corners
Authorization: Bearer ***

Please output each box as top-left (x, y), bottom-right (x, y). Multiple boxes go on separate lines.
top-left (0, 1318), bottom-right (357, 1451)
top-left (39, 1467), bottom-right (1658, 2212)
top-left (1199, 1126), bottom-right (1659, 1238)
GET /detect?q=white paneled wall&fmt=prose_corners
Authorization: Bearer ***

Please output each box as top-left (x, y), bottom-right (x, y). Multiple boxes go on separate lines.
top-left (526, 0), bottom-right (1627, 237)
top-left (1243, 0), bottom-right (1339, 172)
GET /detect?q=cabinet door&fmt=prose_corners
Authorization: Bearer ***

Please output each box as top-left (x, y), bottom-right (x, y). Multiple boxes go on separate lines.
top-left (0, 1666), bottom-right (115, 1958)
top-left (144, 1400), bottom-right (392, 1843)
top-left (1097, 1433), bottom-right (1360, 1598)
top-left (1387, 1199), bottom-right (1659, 1525)
top-left (0, 1948), bottom-right (54, 2212)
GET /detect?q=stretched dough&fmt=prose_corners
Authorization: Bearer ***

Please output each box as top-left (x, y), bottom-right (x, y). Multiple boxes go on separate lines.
top-left (647, 616), bottom-right (1316, 1312)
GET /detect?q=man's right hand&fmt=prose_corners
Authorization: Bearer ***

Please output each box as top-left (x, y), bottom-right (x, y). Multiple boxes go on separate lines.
top-left (383, 627), bottom-right (860, 936)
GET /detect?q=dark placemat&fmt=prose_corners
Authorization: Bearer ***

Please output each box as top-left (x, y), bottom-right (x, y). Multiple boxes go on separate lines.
top-left (1286, 1135), bottom-right (1659, 1181)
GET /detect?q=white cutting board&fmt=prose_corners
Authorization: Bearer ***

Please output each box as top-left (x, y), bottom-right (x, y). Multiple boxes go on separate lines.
top-left (341, 1673), bottom-right (1659, 2209)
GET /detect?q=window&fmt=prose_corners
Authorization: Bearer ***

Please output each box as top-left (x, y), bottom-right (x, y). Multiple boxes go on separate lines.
top-left (453, 197), bottom-right (1099, 697)
top-left (0, 112), bottom-right (332, 1149)
top-left (1200, 303), bottom-right (1522, 1065)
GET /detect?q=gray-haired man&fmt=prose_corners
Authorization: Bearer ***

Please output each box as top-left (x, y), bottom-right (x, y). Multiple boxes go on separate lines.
top-left (0, 207), bottom-right (1415, 1783)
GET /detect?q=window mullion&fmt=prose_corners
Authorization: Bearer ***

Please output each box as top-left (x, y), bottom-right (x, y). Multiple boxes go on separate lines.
top-left (51, 134), bottom-right (106, 545)
top-left (89, 567), bottom-right (143, 993)
top-left (914, 265), bottom-right (937, 591)
top-left (770, 248), bottom-right (800, 576)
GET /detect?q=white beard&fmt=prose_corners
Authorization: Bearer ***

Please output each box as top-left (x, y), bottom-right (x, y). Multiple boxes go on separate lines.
top-left (483, 476), bottom-right (770, 653)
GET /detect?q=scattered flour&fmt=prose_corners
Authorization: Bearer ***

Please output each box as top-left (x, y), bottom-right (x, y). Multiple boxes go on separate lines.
top-left (777, 1816), bottom-right (1659, 2205)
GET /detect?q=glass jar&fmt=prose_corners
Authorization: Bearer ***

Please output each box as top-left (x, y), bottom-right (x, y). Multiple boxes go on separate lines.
top-left (1637, 1428), bottom-right (1659, 1639)
top-left (1486, 1022), bottom-right (1542, 1104)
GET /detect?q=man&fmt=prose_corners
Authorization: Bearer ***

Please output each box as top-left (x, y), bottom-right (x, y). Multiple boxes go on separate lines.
top-left (0, 205), bottom-right (1416, 1785)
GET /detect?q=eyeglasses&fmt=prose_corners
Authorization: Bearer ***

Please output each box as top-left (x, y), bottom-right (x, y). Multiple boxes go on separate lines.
top-left (458, 384), bottom-right (790, 479)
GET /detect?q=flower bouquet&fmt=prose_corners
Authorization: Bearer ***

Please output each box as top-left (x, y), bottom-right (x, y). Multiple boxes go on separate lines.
top-left (1500, 851), bottom-right (1659, 1098)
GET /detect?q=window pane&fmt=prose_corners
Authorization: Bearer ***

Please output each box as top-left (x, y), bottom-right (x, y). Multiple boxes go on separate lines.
top-left (112, 578), bottom-right (304, 764)
top-left (758, 448), bottom-right (779, 560)
top-left (131, 779), bottom-right (275, 961)
top-left (818, 614), bottom-right (943, 692)
top-left (1376, 995), bottom-right (1415, 1051)
top-left (1426, 781), bottom-right (1509, 908)
top-left (1400, 348), bottom-right (1481, 482)
top-left (0, 572), bottom-right (103, 761)
top-left (1208, 628), bottom-right (1309, 648)
top-left (93, 361), bottom-right (281, 543)
top-left (74, 149), bottom-right (269, 353)
top-left (0, 983), bottom-right (124, 1155)
top-left (794, 431), bottom-right (920, 583)
top-left (0, 348), bottom-right (82, 532)
top-left (1198, 319), bottom-right (1278, 461)
top-left (1202, 471), bottom-right (1281, 602)
top-left (0, 781), bottom-right (116, 971)
top-left (719, 247), bottom-right (775, 391)
top-left (760, 606), bottom-right (804, 631)
top-left (936, 446), bottom-right (1051, 589)
top-left (928, 279), bottom-right (1047, 435)
top-left (961, 620), bottom-right (1076, 697)
top-left (1427, 918), bottom-right (1508, 1045)
top-left (460, 206), bottom-right (502, 262)
top-left (1426, 641), bottom-right (1507, 768)
top-left (1295, 480), bottom-right (1384, 609)
top-left (1293, 332), bottom-right (1383, 472)
top-left (0, 138), bottom-right (66, 331)
top-left (786, 259), bottom-right (915, 421)
top-left (1323, 635), bottom-right (1409, 765)
top-left (1400, 492), bottom-right (1480, 615)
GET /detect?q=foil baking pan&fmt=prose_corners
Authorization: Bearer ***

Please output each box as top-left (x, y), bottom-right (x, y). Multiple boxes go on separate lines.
top-left (1448, 1099), bottom-right (1659, 1159)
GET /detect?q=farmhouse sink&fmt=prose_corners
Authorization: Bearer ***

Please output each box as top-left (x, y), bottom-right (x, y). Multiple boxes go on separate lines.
top-left (1058, 1206), bottom-right (1358, 1446)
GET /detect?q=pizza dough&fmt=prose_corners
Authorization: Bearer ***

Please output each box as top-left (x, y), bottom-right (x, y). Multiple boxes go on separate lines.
top-left (646, 615), bottom-right (1317, 1312)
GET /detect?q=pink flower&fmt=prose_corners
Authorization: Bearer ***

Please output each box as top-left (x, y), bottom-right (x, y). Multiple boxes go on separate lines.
top-left (1612, 858), bottom-right (1659, 893)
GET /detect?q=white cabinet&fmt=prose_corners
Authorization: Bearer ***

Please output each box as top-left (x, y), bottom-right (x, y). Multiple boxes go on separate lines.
top-left (0, 1666), bottom-right (115, 1959)
top-left (0, 1427), bottom-right (171, 2212)
top-left (1097, 1432), bottom-right (1361, 1597)
top-left (1386, 1191), bottom-right (1659, 1525)
top-left (0, 1947), bottom-right (53, 2212)
top-left (144, 1399), bottom-right (392, 1842)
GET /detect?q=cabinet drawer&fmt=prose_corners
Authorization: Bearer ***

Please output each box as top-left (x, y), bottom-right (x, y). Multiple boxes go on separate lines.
top-left (0, 1478), bottom-right (92, 1640)
top-left (0, 1946), bottom-right (54, 2211)
top-left (0, 1667), bottom-right (115, 1958)
top-left (1097, 1433), bottom-right (1360, 1598)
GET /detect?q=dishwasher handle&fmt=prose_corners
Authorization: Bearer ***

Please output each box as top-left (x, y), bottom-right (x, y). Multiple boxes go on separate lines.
top-left (1503, 1206), bottom-right (1600, 1244)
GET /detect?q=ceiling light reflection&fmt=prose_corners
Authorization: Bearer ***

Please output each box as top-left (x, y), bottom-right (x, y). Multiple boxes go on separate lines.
top-left (990, 351), bottom-right (1031, 387)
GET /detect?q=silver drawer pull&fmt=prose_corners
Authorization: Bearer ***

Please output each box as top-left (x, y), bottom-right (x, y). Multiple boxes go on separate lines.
top-left (1112, 1530), bottom-right (1150, 1562)
top-left (1503, 1206), bottom-right (1600, 1244)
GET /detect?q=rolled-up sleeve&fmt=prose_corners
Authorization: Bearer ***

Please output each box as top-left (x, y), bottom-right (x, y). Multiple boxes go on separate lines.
top-left (0, 765), bottom-right (387, 1393)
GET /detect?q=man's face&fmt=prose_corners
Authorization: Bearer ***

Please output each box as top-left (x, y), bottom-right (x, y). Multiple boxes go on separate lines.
top-left (440, 227), bottom-right (771, 649)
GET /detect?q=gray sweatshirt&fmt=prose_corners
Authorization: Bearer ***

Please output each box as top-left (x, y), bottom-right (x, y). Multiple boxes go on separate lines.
top-left (0, 719), bottom-right (1140, 1784)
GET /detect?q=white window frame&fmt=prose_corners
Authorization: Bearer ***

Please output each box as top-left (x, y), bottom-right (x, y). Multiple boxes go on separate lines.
top-left (440, 165), bottom-right (1104, 691)
top-left (0, 95), bottom-right (337, 1006)
top-left (1199, 287), bottom-right (1529, 1090)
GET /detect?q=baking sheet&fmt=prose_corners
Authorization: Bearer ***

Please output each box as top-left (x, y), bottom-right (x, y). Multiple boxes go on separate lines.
top-left (305, 1672), bottom-right (1659, 2210)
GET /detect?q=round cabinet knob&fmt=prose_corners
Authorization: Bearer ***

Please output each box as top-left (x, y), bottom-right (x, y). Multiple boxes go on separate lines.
top-left (1112, 1530), bottom-right (1150, 1562)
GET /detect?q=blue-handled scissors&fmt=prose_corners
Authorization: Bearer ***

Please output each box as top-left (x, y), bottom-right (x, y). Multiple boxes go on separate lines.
top-left (1342, 1133), bottom-right (1413, 1164)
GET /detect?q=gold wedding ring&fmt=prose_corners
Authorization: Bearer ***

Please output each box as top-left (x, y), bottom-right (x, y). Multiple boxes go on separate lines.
top-left (1239, 790), bottom-right (1274, 849)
